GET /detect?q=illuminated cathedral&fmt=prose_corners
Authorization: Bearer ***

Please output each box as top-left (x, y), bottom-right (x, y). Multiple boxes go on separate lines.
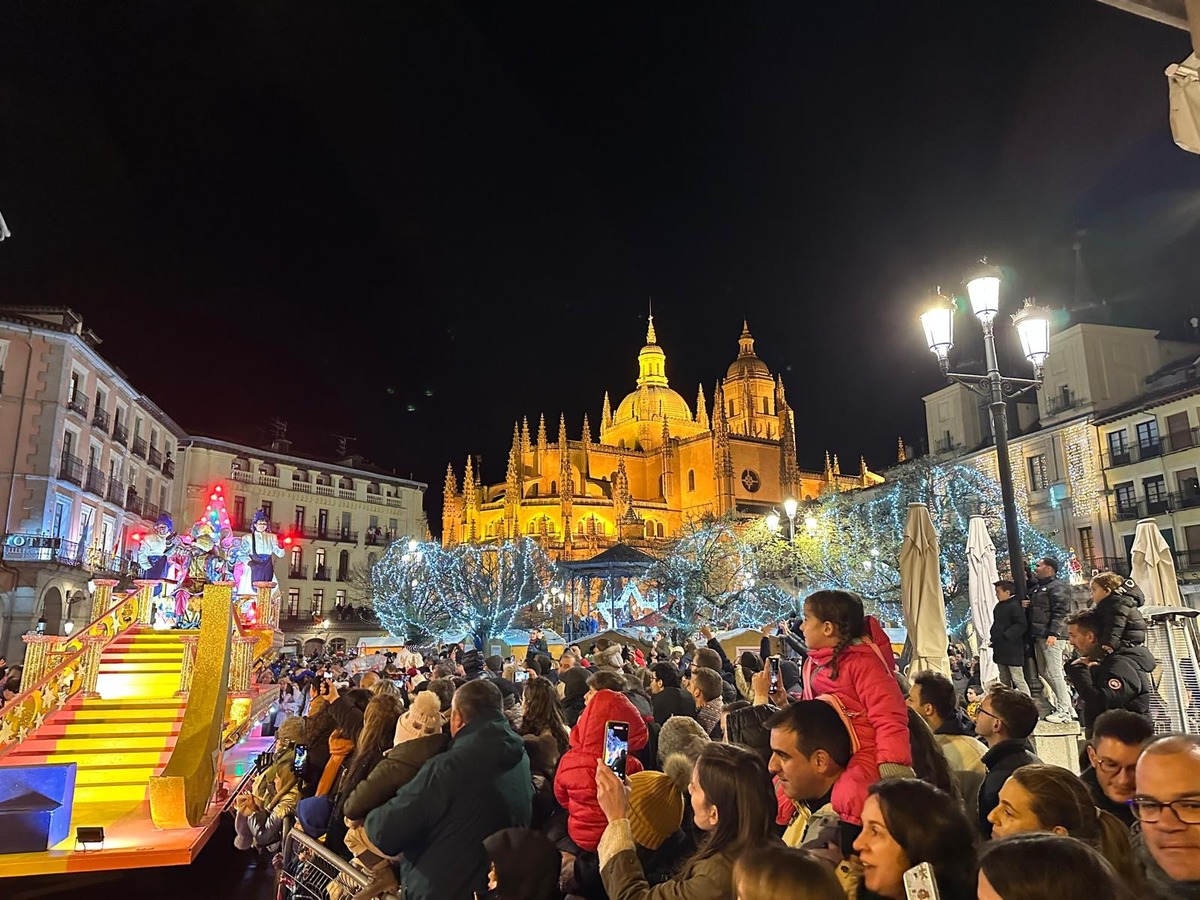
top-left (442, 317), bottom-right (883, 557)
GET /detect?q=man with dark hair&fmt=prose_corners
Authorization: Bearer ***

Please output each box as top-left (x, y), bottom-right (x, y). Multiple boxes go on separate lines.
top-left (365, 679), bottom-right (532, 900)
top-left (908, 672), bottom-right (986, 817)
top-left (649, 661), bottom-right (697, 724)
top-left (766, 700), bottom-right (856, 852)
top-left (1083, 709), bottom-right (1154, 827)
top-left (1026, 555), bottom-right (1074, 723)
top-left (975, 686), bottom-right (1041, 839)
top-left (990, 579), bottom-right (1031, 696)
top-left (483, 654), bottom-right (518, 709)
top-left (688, 667), bottom-right (724, 738)
top-left (1065, 608), bottom-right (1155, 737)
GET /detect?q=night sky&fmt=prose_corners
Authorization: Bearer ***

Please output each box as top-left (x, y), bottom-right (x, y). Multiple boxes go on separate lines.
top-left (3, 2), bottom-right (1200, 528)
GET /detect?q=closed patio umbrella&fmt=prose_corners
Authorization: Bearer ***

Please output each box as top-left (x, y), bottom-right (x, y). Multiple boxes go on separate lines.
top-left (966, 516), bottom-right (1000, 685)
top-left (1131, 518), bottom-right (1183, 607)
top-left (900, 503), bottom-right (951, 678)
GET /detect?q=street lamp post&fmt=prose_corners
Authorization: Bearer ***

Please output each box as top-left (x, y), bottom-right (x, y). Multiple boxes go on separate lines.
top-left (783, 497), bottom-right (798, 542)
top-left (920, 262), bottom-right (1052, 601)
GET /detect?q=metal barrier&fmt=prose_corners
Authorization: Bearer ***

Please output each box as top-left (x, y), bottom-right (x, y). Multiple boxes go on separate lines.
top-left (277, 829), bottom-right (401, 900)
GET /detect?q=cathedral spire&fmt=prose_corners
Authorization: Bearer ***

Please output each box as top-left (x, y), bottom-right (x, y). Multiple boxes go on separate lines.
top-left (558, 412), bottom-right (568, 448)
top-left (824, 450), bottom-right (833, 479)
top-left (738, 320), bottom-right (756, 358)
top-left (536, 413), bottom-right (547, 449)
top-left (443, 463), bottom-right (457, 500)
top-left (833, 454), bottom-right (841, 476)
top-left (647, 298), bottom-right (657, 344)
top-left (636, 312), bottom-right (668, 388)
top-left (601, 391), bottom-right (612, 428)
top-left (520, 416), bottom-right (531, 458)
top-left (582, 413), bottom-right (592, 447)
top-left (897, 437), bottom-right (907, 463)
top-left (695, 384), bottom-right (709, 429)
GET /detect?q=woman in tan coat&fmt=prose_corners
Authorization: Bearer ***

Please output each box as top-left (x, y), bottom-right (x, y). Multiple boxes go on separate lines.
top-left (595, 742), bottom-right (778, 900)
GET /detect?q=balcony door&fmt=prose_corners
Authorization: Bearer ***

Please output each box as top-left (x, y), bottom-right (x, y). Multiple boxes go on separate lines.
top-left (1167, 412), bottom-right (1193, 451)
top-left (318, 508), bottom-right (329, 537)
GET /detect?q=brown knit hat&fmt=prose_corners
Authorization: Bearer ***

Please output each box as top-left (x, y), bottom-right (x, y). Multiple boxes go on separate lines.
top-left (628, 770), bottom-right (684, 849)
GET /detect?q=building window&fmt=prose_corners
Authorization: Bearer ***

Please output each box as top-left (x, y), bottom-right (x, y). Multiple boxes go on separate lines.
top-left (1144, 476), bottom-right (1169, 513)
top-left (337, 550), bottom-right (350, 580)
top-left (1027, 455), bottom-right (1048, 492)
top-left (294, 506), bottom-right (305, 527)
top-left (656, 521), bottom-right (664, 537)
top-left (1114, 482), bottom-right (1136, 516)
top-left (1107, 429), bottom-right (1130, 465)
top-left (312, 590), bottom-right (324, 615)
top-left (287, 589), bottom-right (300, 618)
top-left (762, 397), bottom-right (769, 414)
top-left (728, 400), bottom-right (735, 416)
top-left (1078, 527), bottom-right (1095, 566)
top-left (740, 469), bottom-right (761, 493)
top-left (290, 546), bottom-right (303, 573)
top-left (687, 469), bottom-right (696, 492)
top-left (159, 485), bottom-right (168, 512)
top-left (53, 498), bottom-right (70, 538)
top-left (261, 500), bottom-right (273, 522)
top-left (315, 547), bottom-right (326, 571)
top-left (336, 590), bottom-right (347, 607)
top-left (234, 496), bottom-right (246, 528)
top-left (1136, 420), bottom-right (1161, 453)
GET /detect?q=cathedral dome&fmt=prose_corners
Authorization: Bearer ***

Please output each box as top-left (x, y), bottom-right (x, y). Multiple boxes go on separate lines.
top-left (614, 384), bottom-right (693, 424)
top-left (725, 320), bottom-right (772, 380)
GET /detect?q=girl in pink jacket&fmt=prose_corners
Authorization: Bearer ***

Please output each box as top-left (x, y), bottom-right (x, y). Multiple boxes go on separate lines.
top-left (801, 589), bottom-right (913, 825)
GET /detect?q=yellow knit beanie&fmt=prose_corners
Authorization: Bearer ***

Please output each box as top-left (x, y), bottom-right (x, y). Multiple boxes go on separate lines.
top-left (628, 770), bottom-right (684, 850)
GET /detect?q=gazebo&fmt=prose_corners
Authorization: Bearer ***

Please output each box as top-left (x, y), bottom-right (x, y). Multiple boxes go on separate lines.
top-left (558, 543), bottom-right (658, 642)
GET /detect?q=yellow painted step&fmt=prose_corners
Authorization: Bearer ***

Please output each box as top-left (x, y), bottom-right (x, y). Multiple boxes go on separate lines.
top-left (73, 765), bottom-right (157, 785)
top-left (75, 783), bottom-right (149, 803)
top-left (33, 735), bottom-right (174, 751)
top-left (98, 662), bottom-right (183, 674)
top-left (57, 722), bottom-right (177, 738)
top-left (8, 748), bottom-right (170, 767)
top-left (94, 674), bottom-right (182, 699)
top-left (69, 706), bottom-right (183, 723)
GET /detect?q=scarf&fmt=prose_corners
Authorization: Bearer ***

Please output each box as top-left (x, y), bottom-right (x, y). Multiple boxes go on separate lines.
top-left (316, 731), bottom-right (356, 797)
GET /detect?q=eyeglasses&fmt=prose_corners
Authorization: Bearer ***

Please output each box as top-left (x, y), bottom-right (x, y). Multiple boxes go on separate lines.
top-left (976, 707), bottom-right (1003, 725)
top-left (1093, 756), bottom-right (1137, 778)
top-left (1128, 798), bottom-right (1200, 825)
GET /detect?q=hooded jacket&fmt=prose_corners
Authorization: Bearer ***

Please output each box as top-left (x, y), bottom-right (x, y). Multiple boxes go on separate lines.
top-left (1065, 644), bottom-right (1156, 736)
top-left (341, 732), bottom-right (450, 822)
top-left (554, 689), bottom-right (650, 851)
top-left (561, 666), bottom-right (590, 727)
top-left (365, 709), bottom-right (532, 900)
top-left (989, 596), bottom-right (1028, 666)
top-left (1093, 588), bottom-right (1148, 649)
top-left (802, 615), bottom-right (910, 825)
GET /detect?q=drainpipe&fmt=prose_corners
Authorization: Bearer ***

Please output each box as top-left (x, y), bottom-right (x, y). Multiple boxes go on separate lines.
top-left (1, 326), bottom-right (36, 656)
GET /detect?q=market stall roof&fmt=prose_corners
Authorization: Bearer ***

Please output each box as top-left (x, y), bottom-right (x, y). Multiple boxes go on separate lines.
top-left (581, 628), bottom-right (654, 650)
top-left (559, 543), bottom-right (658, 576)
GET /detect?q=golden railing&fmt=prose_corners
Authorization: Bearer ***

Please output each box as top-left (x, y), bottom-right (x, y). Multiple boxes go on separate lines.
top-left (0, 581), bottom-right (148, 759)
top-left (150, 582), bottom-right (235, 830)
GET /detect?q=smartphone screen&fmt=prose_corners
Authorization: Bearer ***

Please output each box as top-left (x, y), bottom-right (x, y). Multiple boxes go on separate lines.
top-left (604, 720), bottom-right (630, 778)
top-left (769, 656), bottom-right (781, 691)
top-left (292, 743), bottom-right (308, 775)
top-left (515, 670), bottom-right (529, 683)
top-left (903, 861), bottom-right (941, 900)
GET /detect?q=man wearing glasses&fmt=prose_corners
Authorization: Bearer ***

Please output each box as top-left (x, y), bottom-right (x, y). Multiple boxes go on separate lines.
top-left (1083, 710), bottom-right (1153, 828)
top-left (974, 686), bottom-right (1041, 839)
top-left (1131, 734), bottom-right (1200, 898)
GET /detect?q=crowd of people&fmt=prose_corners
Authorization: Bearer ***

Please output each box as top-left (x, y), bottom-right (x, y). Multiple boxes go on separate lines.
top-left (234, 556), bottom-right (1199, 900)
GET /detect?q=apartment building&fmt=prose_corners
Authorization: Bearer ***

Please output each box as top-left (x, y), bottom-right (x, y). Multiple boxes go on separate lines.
top-left (177, 436), bottom-right (427, 653)
top-left (1096, 353), bottom-right (1200, 573)
top-left (923, 322), bottom-right (1197, 573)
top-left (0, 307), bottom-right (183, 660)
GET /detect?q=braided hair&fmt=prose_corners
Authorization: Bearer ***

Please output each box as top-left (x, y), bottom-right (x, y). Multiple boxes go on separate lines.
top-left (805, 590), bottom-right (865, 681)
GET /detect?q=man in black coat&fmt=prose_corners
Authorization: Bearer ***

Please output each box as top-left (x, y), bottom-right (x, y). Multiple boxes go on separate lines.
top-left (1065, 609), bottom-right (1156, 738)
top-left (649, 662), bottom-right (697, 724)
top-left (990, 580), bottom-right (1031, 696)
top-left (975, 686), bottom-right (1041, 839)
top-left (1025, 556), bottom-right (1074, 723)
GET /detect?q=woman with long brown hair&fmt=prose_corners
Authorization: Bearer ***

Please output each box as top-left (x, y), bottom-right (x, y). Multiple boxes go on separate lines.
top-left (595, 741), bottom-right (778, 899)
top-left (323, 693), bottom-right (403, 858)
top-left (516, 675), bottom-right (570, 755)
top-left (988, 764), bottom-right (1138, 889)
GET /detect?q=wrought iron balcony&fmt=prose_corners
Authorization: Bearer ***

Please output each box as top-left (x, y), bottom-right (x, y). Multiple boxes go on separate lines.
top-left (112, 422), bottom-right (129, 446)
top-left (106, 478), bottom-right (126, 507)
top-left (288, 565), bottom-right (308, 579)
top-left (313, 566), bottom-right (331, 582)
top-left (162, 456), bottom-right (175, 479)
top-left (1111, 490), bottom-right (1200, 521)
top-left (132, 436), bottom-right (148, 459)
top-left (66, 390), bottom-right (89, 417)
top-left (85, 466), bottom-right (107, 497)
top-left (91, 405), bottom-right (110, 433)
top-left (1045, 390), bottom-right (1087, 417)
top-left (148, 446), bottom-right (162, 467)
top-left (1100, 430), bottom-right (1200, 468)
top-left (58, 454), bottom-right (84, 486)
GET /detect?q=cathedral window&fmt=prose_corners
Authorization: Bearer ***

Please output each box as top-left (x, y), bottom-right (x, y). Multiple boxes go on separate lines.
top-left (740, 469), bottom-right (761, 492)
top-left (656, 522), bottom-right (664, 537)
top-left (687, 469), bottom-right (695, 492)
top-left (551, 480), bottom-right (557, 494)
top-left (728, 400), bottom-right (735, 416)
top-left (762, 397), bottom-right (770, 413)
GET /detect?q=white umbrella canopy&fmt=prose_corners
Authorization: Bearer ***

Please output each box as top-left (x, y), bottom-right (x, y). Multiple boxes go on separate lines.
top-left (966, 516), bottom-right (1000, 685)
top-left (900, 503), bottom-right (951, 678)
top-left (1131, 518), bottom-right (1183, 607)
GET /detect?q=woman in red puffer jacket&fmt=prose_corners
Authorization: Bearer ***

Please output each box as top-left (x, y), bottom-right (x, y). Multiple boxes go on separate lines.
top-left (553, 689), bottom-right (649, 852)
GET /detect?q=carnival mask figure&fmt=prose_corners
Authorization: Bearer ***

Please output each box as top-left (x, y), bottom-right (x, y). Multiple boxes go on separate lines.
top-left (236, 510), bottom-right (284, 597)
top-left (137, 514), bottom-right (182, 582)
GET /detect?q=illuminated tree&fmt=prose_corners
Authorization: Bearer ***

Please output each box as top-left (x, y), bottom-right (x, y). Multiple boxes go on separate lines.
top-left (371, 538), bottom-right (452, 643)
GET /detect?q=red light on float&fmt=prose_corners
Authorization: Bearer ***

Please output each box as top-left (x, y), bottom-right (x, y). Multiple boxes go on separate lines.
top-left (283, 536), bottom-right (292, 545)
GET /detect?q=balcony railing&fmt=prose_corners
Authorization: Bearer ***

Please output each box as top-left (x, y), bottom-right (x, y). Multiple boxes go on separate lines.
top-left (313, 566), bottom-right (331, 581)
top-left (162, 457), bottom-right (175, 479)
top-left (1045, 390), bottom-right (1087, 417)
top-left (85, 466), bottom-right (107, 497)
top-left (106, 478), bottom-right (126, 507)
top-left (58, 454), bottom-right (84, 486)
top-left (112, 422), bottom-right (128, 446)
top-left (224, 468), bottom-right (406, 508)
top-left (1103, 427), bottom-right (1200, 468)
top-left (1, 534), bottom-right (140, 576)
top-left (148, 446), bottom-right (162, 467)
top-left (132, 436), bottom-right (148, 459)
top-left (288, 565), bottom-right (308, 579)
top-left (66, 390), bottom-right (89, 417)
top-left (91, 405), bottom-right (110, 433)
top-left (1111, 490), bottom-right (1200, 521)
top-left (934, 437), bottom-right (961, 455)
